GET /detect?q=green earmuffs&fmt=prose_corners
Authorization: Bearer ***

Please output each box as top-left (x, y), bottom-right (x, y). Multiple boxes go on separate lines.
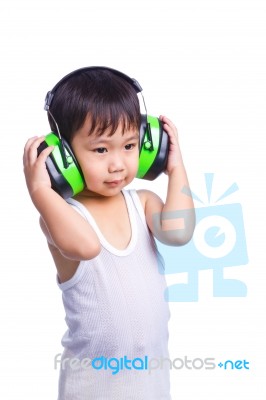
top-left (38, 66), bottom-right (169, 199)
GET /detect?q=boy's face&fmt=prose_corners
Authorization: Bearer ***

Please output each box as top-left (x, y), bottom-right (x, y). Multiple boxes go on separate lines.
top-left (71, 115), bottom-right (139, 197)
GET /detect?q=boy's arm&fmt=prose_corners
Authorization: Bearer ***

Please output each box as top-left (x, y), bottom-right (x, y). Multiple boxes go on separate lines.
top-left (23, 136), bottom-right (101, 260)
top-left (140, 115), bottom-right (195, 246)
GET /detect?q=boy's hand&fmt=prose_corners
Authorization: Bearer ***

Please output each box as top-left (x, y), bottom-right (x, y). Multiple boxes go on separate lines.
top-left (159, 115), bottom-right (183, 175)
top-left (23, 136), bottom-right (54, 196)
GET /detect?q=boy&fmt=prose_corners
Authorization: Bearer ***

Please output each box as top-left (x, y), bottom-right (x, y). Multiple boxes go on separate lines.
top-left (23, 67), bottom-right (195, 399)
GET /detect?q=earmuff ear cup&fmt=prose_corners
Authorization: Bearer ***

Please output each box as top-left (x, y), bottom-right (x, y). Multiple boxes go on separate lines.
top-left (137, 115), bottom-right (169, 180)
top-left (37, 133), bottom-right (85, 199)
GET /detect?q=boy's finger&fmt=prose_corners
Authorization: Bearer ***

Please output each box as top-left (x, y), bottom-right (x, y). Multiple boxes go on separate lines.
top-left (24, 136), bottom-right (45, 162)
top-left (23, 136), bottom-right (39, 162)
top-left (24, 136), bottom-right (47, 165)
top-left (24, 136), bottom-right (45, 153)
top-left (37, 145), bottom-right (54, 163)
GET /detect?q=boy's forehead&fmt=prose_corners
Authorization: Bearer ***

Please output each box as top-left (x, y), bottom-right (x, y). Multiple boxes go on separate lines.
top-left (76, 113), bottom-right (139, 138)
top-left (79, 114), bottom-right (139, 138)
top-left (88, 129), bottom-right (139, 144)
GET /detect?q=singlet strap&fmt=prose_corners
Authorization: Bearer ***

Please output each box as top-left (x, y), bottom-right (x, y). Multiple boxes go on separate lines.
top-left (127, 189), bottom-right (150, 235)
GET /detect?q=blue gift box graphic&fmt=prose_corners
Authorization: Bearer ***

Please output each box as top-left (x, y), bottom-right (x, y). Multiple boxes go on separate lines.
top-left (154, 173), bottom-right (249, 302)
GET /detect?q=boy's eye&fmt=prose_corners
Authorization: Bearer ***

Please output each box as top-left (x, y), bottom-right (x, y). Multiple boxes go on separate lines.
top-left (95, 147), bottom-right (107, 154)
top-left (125, 143), bottom-right (136, 150)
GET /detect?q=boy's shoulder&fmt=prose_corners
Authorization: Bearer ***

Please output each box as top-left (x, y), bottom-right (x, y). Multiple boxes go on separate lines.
top-left (135, 189), bottom-right (164, 211)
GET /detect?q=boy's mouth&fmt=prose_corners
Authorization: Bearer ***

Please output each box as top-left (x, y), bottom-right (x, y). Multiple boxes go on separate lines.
top-left (105, 179), bottom-right (124, 186)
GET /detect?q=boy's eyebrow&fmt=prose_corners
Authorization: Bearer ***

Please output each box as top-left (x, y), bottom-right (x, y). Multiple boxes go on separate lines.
top-left (124, 133), bottom-right (139, 142)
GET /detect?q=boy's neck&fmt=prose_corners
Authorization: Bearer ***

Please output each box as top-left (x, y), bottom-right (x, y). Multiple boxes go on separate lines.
top-left (74, 189), bottom-right (123, 203)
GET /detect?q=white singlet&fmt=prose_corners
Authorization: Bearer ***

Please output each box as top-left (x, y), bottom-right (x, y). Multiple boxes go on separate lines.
top-left (57, 189), bottom-right (171, 400)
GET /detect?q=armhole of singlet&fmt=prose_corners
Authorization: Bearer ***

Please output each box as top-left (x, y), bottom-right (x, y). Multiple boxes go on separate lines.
top-left (56, 260), bottom-right (87, 291)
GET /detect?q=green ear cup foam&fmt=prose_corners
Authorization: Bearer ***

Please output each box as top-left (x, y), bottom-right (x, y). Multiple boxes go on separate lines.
top-left (137, 116), bottom-right (162, 179)
top-left (45, 133), bottom-right (85, 196)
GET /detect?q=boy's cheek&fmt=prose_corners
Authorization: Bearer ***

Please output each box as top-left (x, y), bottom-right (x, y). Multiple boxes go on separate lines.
top-left (83, 173), bottom-right (99, 188)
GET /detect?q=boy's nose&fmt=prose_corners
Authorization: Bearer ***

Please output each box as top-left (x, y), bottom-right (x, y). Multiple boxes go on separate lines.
top-left (108, 154), bottom-right (125, 173)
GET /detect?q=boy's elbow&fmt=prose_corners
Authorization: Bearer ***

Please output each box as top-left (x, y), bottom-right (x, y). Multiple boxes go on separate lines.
top-left (155, 210), bottom-right (196, 246)
top-left (158, 229), bottom-right (194, 247)
top-left (60, 240), bottom-right (101, 261)
top-left (173, 230), bottom-right (194, 246)
top-left (77, 241), bottom-right (101, 260)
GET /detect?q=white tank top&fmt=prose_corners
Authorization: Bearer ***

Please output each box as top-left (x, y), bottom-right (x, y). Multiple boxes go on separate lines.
top-left (57, 189), bottom-right (171, 399)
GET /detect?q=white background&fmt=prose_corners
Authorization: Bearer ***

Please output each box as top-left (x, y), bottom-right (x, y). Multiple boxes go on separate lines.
top-left (0, 0), bottom-right (265, 398)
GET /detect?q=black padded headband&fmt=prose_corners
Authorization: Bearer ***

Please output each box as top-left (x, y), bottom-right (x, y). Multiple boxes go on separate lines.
top-left (44, 66), bottom-right (143, 111)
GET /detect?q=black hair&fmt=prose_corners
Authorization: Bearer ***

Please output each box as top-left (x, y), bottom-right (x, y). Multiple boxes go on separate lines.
top-left (48, 69), bottom-right (141, 143)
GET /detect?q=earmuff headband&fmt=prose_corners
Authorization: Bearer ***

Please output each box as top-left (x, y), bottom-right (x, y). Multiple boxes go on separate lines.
top-left (44, 66), bottom-right (143, 111)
